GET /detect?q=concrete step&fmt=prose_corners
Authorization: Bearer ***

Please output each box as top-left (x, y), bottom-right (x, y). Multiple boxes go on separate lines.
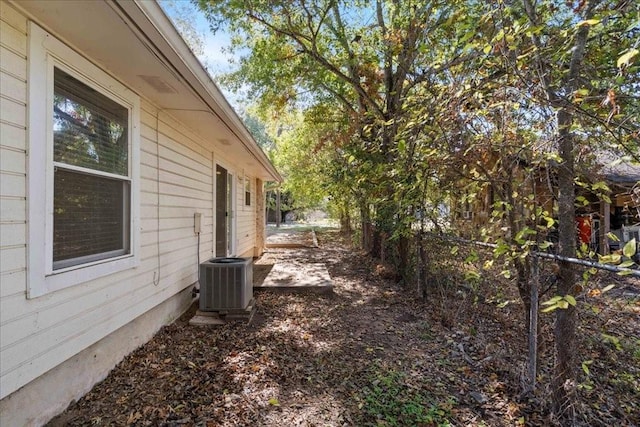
top-left (189, 300), bottom-right (256, 326)
top-left (254, 262), bottom-right (333, 294)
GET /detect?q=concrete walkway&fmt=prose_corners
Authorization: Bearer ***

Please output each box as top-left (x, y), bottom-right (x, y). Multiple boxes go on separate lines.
top-left (265, 224), bottom-right (318, 248)
top-left (255, 261), bottom-right (332, 293)
top-left (255, 225), bottom-right (332, 293)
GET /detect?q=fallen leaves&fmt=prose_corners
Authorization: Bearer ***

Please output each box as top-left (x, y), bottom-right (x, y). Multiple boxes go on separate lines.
top-left (46, 230), bottom-right (639, 427)
top-left (267, 398), bottom-right (280, 407)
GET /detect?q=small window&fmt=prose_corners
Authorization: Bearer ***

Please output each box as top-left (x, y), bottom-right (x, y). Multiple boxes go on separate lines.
top-left (245, 176), bottom-right (251, 206)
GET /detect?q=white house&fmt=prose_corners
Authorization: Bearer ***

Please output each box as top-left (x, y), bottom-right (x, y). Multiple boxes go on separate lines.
top-left (0, 1), bottom-right (281, 425)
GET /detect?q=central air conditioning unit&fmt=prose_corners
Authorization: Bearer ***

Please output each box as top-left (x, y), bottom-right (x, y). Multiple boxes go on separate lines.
top-left (199, 257), bottom-right (253, 311)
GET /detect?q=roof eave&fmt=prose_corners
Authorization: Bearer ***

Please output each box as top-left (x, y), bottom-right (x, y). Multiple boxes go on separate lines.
top-left (121, 0), bottom-right (282, 182)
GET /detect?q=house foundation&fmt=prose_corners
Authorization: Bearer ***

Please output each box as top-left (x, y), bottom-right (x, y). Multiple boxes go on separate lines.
top-left (0, 288), bottom-right (194, 427)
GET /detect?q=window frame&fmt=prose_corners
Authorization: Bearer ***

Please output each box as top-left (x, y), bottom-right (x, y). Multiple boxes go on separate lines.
top-left (27, 22), bottom-right (140, 298)
top-left (244, 175), bottom-right (251, 207)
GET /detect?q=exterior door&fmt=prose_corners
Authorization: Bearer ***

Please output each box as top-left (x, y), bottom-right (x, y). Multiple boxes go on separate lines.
top-left (226, 171), bottom-right (234, 255)
top-left (215, 165), bottom-right (235, 256)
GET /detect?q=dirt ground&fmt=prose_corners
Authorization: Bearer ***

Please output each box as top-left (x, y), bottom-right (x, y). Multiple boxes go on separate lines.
top-left (48, 230), bottom-right (639, 426)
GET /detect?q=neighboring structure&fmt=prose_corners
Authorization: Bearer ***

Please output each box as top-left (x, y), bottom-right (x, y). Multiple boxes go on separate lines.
top-left (453, 155), bottom-right (640, 255)
top-left (0, 1), bottom-right (281, 425)
top-left (597, 161), bottom-right (640, 253)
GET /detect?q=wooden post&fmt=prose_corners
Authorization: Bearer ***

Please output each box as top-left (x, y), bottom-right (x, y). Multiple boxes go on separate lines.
top-left (276, 187), bottom-right (281, 228)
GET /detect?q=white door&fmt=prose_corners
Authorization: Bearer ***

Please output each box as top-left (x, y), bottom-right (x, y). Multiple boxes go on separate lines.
top-left (215, 164), bottom-right (236, 256)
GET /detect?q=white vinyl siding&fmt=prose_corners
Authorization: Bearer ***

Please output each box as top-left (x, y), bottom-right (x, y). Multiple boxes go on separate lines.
top-left (0, 4), bottom-right (261, 401)
top-left (0, 2), bottom-right (27, 303)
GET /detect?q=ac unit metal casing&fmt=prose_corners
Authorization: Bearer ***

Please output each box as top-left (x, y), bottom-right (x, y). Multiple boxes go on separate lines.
top-left (199, 257), bottom-right (253, 311)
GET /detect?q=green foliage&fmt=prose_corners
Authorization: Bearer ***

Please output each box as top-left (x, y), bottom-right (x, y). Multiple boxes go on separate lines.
top-left (193, 0), bottom-right (640, 417)
top-left (541, 295), bottom-right (578, 313)
top-left (242, 112), bottom-right (275, 152)
top-left (595, 238), bottom-right (639, 277)
top-left (196, 0), bottom-right (640, 240)
top-left (601, 333), bottom-right (623, 352)
top-left (357, 366), bottom-right (452, 427)
top-left (268, 110), bottom-right (333, 210)
top-left (196, 0), bottom-right (480, 254)
top-left (623, 239), bottom-right (637, 259)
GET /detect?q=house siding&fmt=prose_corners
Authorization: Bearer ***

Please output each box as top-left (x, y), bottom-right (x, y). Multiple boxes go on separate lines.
top-left (0, 3), bottom-right (27, 311)
top-left (0, 2), bottom-right (262, 410)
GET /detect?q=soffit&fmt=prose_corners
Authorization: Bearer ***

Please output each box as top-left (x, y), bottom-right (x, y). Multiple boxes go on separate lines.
top-left (16, 0), bottom-right (280, 181)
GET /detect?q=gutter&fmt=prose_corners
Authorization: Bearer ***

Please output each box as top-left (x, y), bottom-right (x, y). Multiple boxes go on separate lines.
top-left (113, 0), bottom-right (282, 182)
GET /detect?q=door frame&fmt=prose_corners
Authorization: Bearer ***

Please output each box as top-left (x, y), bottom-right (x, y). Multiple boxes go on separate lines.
top-left (214, 162), bottom-right (236, 257)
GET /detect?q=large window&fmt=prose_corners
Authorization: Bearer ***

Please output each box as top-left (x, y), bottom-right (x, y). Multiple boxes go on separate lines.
top-left (28, 23), bottom-right (140, 297)
top-left (53, 68), bottom-right (131, 269)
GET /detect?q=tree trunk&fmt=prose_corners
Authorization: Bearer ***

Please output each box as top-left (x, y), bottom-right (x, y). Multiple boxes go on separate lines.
top-left (397, 234), bottom-right (410, 285)
top-left (504, 169), bottom-right (535, 346)
top-left (340, 200), bottom-right (352, 233)
top-left (515, 260), bottom-right (532, 332)
top-left (552, 1), bottom-right (595, 413)
top-left (360, 200), bottom-right (372, 252)
top-left (520, 0), bottom-right (596, 415)
top-left (418, 230), bottom-right (429, 300)
top-left (553, 107), bottom-right (578, 418)
top-left (527, 255), bottom-right (540, 393)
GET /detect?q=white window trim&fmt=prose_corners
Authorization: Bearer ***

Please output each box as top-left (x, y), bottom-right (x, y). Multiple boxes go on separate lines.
top-left (27, 22), bottom-right (140, 298)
